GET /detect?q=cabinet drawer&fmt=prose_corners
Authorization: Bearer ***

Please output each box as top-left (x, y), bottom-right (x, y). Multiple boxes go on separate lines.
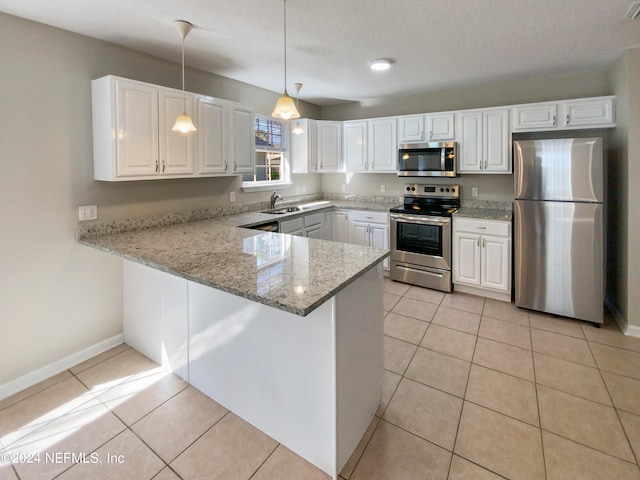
top-left (454, 217), bottom-right (510, 236)
top-left (304, 212), bottom-right (325, 227)
top-left (348, 210), bottom-right (388, 224)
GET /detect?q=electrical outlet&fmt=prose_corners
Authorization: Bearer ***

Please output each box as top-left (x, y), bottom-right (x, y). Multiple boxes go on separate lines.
top-left (341, 184), bottom-right (346, 192)
top-left (79, 205), bottom-right (97, 221)
top-left (230, 191), bottom-right (236, 203)
top-left (472, 187), bottom-right (479, 197)
top-left (380, 185), bottom-right (386, 193)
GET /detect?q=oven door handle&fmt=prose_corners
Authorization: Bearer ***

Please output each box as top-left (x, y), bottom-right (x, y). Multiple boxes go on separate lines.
top-left (391, 214), bottom-right (449, 226)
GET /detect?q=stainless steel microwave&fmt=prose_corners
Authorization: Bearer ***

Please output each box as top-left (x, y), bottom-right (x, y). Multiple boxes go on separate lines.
top-left (397, 142), bottom-right (457, 177)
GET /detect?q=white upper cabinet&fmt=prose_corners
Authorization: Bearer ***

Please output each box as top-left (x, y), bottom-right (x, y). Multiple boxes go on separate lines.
top-left (511, 96), bottom-right (614, 132)
top-left (159, 90), bottom-right (196, 176)
top-left (317, 121), bottom-right (343, 172)
top-left (344, 117), bottom-right (397, 173)
top-left (511, 103), bottom-right (558, 131)
top-left (369, 117), bottom-right (397, 172)
top-left (426, 112), bottom-right (455, 141)
top-left (344, 120), bottom-right (368, 172)
top-left (92, 75), bottom-right (255, 181)
top-left (196, 97), bottom-right (254, 176)
top-left (291, 119), bottom-right (317, 174)
top-left (398, 115), bottom-right (426, 143)
top-left (93, 76), bottom-right (197, 181)
top-left (563, 97), bottom-right (614, 128)
top-left (229, 103), bottom-right (255, 174)
top-left (196, 96), bottom-right (227, 175)
top-left (457, 107), bottom-right (510, 174)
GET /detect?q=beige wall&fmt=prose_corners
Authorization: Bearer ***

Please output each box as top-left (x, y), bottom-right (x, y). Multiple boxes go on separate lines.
top-left (0, 12), bottom-right (320, 387)
top-left (608, 48), bottom-right (640, 331)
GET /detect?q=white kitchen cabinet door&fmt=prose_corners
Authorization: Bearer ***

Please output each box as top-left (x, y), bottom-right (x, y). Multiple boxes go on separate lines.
top-left (426, 113), bottom-right (455, 141)
top-left (483, 108), bottom-right (510, 173)
top-left (196, 96), bottom-right (228, 175)
top-left (317, 121), bottom-right (343, 172)
top-left (563, 97), bottom-right (614, 128)
top-left (333, 211), bottom-right (349, 243)
top-left (230, 103), bottom-right (255, 174)
top-left (369, 117), bottom-right (397, 172)
top-left (481, 235), bottom-right (510, 292)
top-left (344, 121), bottom-right (368, 172)
top-left (305, 224), bottom-right (324, 239)
top-left (291, 119), bottom-right (317, 173)
top-left (114, 79), bottom-right (159, 177)
top-left (457, 108), bottom-right (510, 173)
top-left (453, 232), bottom-right (481, 286)
top-left (398, 115), bottom-right (425, 143)
top-left (369, 222), bottom-right (390, 269)
top-left (512, 103), bottom-right (558, 131)
top-left (457, 111), bottom-right (483, 172)
top-left (349, 220), bottom-right (370, 247)
top-left (280, 217), bottom-right (304, 236)
top-left (159, 89), bottom-right (195, 176)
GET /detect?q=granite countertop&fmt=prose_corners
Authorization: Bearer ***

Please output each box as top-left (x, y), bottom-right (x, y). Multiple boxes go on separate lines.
top-left (80, 217), bottom-right (389, 317)
top-left (454, 207), bottom-right (513, 222)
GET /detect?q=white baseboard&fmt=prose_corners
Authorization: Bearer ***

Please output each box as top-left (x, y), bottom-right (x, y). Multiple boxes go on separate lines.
top-left (605, 299), bottom-right (640, 338)
top-left (0, 334), bottom-right (124, 401)
top-left (453, 284), bottom-right (511, 303)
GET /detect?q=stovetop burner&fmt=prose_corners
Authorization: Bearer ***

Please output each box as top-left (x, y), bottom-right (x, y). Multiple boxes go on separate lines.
top-left (390, 183), bottom-right (460, 217)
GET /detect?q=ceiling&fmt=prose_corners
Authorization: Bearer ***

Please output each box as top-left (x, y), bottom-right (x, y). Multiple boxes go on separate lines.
top-left (1, 0), bottom-right (640, 106)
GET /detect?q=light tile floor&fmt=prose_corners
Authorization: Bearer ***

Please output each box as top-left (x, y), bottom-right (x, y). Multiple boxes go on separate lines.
top-left (2, 279), bottom-right (640, 479)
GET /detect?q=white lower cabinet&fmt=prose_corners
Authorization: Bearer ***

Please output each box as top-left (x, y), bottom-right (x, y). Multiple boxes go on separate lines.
top-left (348, 210), bottom-right (389, 270)
top-left (332, 210), bottom-right (350, 243)
top-left (280, 211), bottom-right (330, 238)
top-left (453, 217), bottom-right (511, 301)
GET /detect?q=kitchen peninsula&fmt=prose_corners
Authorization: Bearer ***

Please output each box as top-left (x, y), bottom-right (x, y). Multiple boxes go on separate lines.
top-left (80, 217), bottom-right (388, 479)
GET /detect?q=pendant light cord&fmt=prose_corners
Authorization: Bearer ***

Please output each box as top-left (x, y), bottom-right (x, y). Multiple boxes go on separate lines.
top-left (181, 34), bottom-right (186, 111)
top-left (283, 0), bottom-right (287, 93)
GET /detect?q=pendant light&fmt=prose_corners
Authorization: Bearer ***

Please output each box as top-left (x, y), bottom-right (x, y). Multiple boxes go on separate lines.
top-left (172, 20), bottom-right (197, 133)
top-left (271, 0), bottom-right (300, 120)
top-left (291, 83), bottom-right (304, 135)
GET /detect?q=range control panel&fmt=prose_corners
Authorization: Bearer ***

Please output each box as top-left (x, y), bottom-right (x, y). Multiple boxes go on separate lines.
top-left (403, 184), bottom-right (460, 198)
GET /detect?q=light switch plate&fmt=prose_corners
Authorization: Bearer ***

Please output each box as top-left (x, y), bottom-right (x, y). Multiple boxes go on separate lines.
top-left (230, 191), bottom-right (236, 203)
top-left (472, 187), bottom-right (479, 197)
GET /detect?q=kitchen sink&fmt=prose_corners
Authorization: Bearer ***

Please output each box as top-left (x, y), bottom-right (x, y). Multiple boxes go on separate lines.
top-left (262, 206), bottom-right (302, 215)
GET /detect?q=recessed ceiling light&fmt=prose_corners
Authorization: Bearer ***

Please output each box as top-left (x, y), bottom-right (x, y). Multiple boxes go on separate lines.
top-left (369, 58), bottom-right (392, 71)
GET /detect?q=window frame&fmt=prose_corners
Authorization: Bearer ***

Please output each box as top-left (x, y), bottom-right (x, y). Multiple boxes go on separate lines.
top-left (242, 115), bottom-right (292, 192)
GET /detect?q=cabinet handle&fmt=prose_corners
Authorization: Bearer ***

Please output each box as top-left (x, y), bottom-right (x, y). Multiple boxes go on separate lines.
top-left (155, 160), bottom-right (159, 173)
top-left (162, 160), bottom-right (166, 173)
top-left (477, 226), bottom-right (487, 230)
top-left (552, 115), bottom-right (556, 126)
top-left (482, 238), bottom-right (486, 248)
top-left (566, 114), bottom-right (570, 125)
top-left (224, 161), bottom-right (228, 171)
top-left (477, 237), bottom-right (480, 247)
top-left (429, 131), bottom-right (433, 140)
top-left (233, 162), bottom-right (237, 173)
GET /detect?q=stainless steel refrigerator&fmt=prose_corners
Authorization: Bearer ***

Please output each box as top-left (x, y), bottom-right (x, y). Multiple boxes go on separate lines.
top-left (514, 137), bottom-right (604, 324)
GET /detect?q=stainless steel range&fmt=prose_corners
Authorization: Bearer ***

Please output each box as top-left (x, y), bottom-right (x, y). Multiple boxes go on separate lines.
top-left (389, 184), bottom-right (460, 292)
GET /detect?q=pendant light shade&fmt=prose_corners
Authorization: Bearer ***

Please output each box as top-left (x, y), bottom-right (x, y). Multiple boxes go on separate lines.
top-left (272, 0), bottom-right (300, 120)
top-left (173, 20), bottom-right (196, 133)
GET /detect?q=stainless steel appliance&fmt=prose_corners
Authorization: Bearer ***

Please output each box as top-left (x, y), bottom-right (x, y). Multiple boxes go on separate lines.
top-left (514, 137), bottom-right (604, 324)
top-left (390, 184), bottom-right (460, 292)
top-left (397, 142), bottom-right (457, 177)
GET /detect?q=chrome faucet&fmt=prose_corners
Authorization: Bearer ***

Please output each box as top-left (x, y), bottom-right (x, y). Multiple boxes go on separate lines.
top-left (270, 192), bottom-right (283, 209)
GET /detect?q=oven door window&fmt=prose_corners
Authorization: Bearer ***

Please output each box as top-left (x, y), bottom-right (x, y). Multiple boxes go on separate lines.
top-left (396, 221), bottom-right (442, 257)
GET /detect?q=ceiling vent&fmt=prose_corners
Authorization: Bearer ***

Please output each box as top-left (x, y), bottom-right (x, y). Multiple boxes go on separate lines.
top-left (626, 2), bottom-right (640, 20)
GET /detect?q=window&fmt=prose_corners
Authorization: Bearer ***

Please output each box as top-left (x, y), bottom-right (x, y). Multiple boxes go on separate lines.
top-left (242, 115), bottom-right (291, 189)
